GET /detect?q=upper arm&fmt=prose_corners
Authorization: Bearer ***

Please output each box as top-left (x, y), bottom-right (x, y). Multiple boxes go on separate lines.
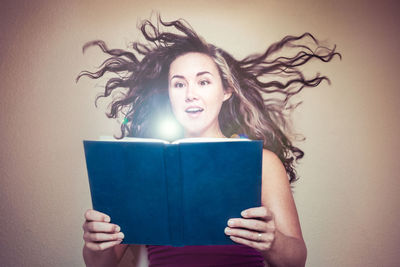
top-left (261, 149), bottom-right (303, 240)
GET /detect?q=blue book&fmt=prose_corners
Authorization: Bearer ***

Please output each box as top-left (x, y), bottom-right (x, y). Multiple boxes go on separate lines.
top-left (83, 138), bottom-right (263, 246)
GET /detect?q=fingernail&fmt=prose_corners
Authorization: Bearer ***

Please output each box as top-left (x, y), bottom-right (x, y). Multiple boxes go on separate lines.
top-left (104, 216), bottom-right (111, 222)
top-left (224, 227), bottom-right (231, 235)
top-left (228, 219), bottom-right (234, 226)
top-left (115, 226), bottom-right (121, 232)
top-left (241, 211), bottom-right (247, 217)
top-left (118, 232), bottom-right (125, 239)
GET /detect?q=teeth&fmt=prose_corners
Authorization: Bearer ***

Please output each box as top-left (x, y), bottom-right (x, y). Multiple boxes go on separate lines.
top-left (186, 107), bottom-right (204, 113)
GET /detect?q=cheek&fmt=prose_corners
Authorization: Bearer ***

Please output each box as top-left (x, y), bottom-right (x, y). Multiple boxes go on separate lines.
top-left (209, 92), bottom-right (225, 112)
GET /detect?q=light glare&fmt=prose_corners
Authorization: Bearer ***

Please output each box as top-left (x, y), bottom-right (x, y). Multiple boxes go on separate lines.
top-left (158, 117), bottom-right (181, 140)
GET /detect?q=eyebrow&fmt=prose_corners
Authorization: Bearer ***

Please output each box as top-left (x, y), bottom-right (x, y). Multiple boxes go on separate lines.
top-left (197, 71), bottom-right (213, 77)
top-left (170, 71), bottom-right (213, 80)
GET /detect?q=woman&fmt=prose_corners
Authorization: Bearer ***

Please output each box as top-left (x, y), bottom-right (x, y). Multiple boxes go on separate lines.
top-left (78, 16), bottom-right (340, 266)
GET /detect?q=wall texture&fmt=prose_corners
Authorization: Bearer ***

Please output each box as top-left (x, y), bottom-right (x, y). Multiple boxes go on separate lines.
top-left (1, 0), bottom-right (399, 266)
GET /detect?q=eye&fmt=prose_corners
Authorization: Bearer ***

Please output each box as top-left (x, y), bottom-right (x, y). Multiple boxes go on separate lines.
top-left (173, 81), bottom-right (185, 88)
top-left (199, 80), bottom-right (210, 86)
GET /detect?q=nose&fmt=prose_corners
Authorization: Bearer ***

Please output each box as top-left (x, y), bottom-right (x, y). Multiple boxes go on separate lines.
top-left (185, 83), bottom-right (198, 102)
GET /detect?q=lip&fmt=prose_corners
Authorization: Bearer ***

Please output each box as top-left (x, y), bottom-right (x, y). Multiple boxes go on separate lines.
top-left (184, 105), bottom-right (204, 118)
top-left (185, 105), bottom-right (204, 113)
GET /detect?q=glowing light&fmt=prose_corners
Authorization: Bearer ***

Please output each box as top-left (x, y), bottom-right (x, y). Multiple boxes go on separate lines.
top-left (158, 117), bottom-right (181, 141)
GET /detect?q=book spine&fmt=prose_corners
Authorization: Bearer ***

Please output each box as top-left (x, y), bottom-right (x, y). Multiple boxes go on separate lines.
top-left (164, 144), bottom-right (183, 246)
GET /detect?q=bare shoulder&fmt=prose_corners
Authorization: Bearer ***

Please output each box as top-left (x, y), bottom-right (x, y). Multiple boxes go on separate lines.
top-left (262, 149), bottom-right (282, 164)
top-left (260, 148), bottom-right (290, 198)
top-left (261, 149), bottom-right (287, 182)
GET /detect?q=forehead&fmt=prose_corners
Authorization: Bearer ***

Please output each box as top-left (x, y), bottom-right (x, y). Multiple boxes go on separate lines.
top-left (169, 52), bottom-right (219, 76)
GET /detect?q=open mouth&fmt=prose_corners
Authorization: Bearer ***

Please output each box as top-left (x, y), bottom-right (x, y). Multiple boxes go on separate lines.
top-left (185, 107), bottom-right (204, 114)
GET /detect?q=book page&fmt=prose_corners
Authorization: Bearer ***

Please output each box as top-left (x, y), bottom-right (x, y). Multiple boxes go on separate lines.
top-left (172, 137), bottom-right (250, 144)
top-left (93, 136), bottom-right (251, 144)
top-left (97, 136), bottom-right (170, 144)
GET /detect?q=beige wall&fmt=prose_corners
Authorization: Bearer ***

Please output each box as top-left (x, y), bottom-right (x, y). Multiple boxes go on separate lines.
top-left (1, 0), bottom-right (399, 266)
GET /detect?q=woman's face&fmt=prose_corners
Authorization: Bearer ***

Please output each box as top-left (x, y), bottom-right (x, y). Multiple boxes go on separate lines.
top-left (168, 52), bottom-right (231, 138)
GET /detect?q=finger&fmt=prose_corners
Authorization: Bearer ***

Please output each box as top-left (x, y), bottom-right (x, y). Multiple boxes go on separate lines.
top-left (83, 231), bottom-right (125, 242)
top-left (84, 209), bottom-right (111, 222)
top-left (227, 218), bottom-right (269, 232)
top-left (230, 235), bottom-right (273, 251)
top-left (225, 227), bottom-right (272, 242)
top-left (241, 206), bottom-right (273, 220)
top-left (85, 240), bottom-right (123, 251)
top-left (83, 221), bottom-right (121, 233)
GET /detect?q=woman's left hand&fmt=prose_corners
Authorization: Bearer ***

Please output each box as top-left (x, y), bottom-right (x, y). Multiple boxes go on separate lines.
top-left (225, 206), bottom-right (276, 253)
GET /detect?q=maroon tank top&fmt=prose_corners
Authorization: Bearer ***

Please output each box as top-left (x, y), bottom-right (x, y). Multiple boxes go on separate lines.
top-left (146, 244), bottom-right (265, 266)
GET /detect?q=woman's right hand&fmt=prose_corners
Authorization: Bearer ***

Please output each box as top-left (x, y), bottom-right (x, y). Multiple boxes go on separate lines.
top-left (83, 209), bottom-right (125, 251)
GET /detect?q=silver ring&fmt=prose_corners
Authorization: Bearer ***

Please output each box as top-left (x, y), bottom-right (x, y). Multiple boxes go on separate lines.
top-left (257, 233), bottom-right (262, 242)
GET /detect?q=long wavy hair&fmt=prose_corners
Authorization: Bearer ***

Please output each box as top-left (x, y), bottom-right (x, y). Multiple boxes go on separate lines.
top-left (77, 16), bottom-right (341, 183)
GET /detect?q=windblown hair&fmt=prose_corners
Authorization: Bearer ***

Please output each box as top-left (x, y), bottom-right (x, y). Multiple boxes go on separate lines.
top-left (77, 16), bottom-right (341, 183)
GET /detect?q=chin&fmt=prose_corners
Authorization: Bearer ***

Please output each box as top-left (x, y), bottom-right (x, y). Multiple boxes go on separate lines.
top-left (181, 124), bottom-right (207, 137)
top-left (177, 117), bottom-right (215, 137)
top-left (183, 128), bottom-right (204, 137)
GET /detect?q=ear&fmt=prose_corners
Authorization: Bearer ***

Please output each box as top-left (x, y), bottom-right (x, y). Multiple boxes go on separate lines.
top-left (223, 88), bottom-right (233, 102)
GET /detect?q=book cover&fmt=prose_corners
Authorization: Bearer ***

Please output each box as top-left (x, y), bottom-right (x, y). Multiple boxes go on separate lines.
top-left (83, 138), bottom-right (263, 246)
